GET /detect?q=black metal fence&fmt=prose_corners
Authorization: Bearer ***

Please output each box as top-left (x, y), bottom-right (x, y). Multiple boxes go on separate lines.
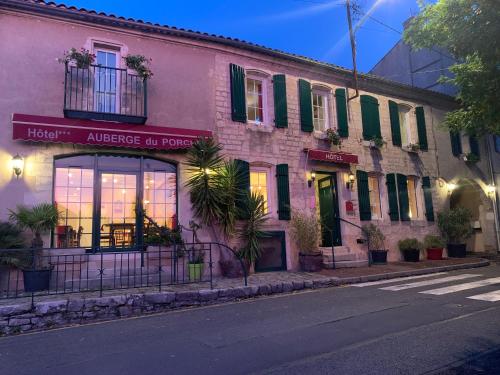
top-left (63, 63), bottom-right (147, 124)
top-left (0, 242), bottom-right (229, 300)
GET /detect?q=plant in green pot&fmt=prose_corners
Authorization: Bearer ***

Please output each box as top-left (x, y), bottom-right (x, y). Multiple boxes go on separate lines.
top-left (9, 203), bottom-right (59, 292)
top-left (362, 223), bottom-right (387, 264)
top-left (398, 238), bottom-right (423, 262)
top-left (187, 246), bottom-right (204, 282)
top-left (437, 207), bottom-right (473, 258)
top-left (423, 235), bottom-right (446, 260)
top-left (291, 210), bottom-right (322, 272)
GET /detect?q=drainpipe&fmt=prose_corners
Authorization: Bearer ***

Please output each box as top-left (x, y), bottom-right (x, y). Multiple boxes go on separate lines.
top-left (485, 138), bottom-right (500, 253)
top-left (346, 0), bottom-right (359, 102)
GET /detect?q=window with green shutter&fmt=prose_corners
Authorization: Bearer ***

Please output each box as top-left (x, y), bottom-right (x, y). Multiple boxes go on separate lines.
top-left (386, 174), bottom-right (400, 221)
top-left (422, 176), bottom-right (434, 222)
top-left (469, 136), bottom-right (480, 159)
top-left (335, 88), bottom-right (348, 137)
top-left (415, 106), bottom-right (428, 151)
top-left (235, 159), bottom-right (250, 219)
top-left (356, 170), bottom-right (371, 221)
top-left (298, 79), bottom-right (313, 132)
top-left (396, 173), bottom-right (410, 221)
top-left (276, 164), bottom-right (291, 220)
top-left (273, 74), bottom-right (288, 128)
top-left (388, 100), bottom-right (401, 146)
top-left (450, 132), bottom-right (462, 156)
top-left (360, 95), bottom-right (381, 141)
top-left (230, 64), bottom-right (246, 123)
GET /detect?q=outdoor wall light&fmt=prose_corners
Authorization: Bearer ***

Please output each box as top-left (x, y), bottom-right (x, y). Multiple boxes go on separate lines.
top-left (447, 182), bottom-right (457, 194)
top-left (346, 172), bottom-right (356, 190)
top-left (11, 154), bottom-right (24, 178)
top-left (486, 184), bottom-right (496, 197)
top-left (308, 171), bottom-right (316, 188)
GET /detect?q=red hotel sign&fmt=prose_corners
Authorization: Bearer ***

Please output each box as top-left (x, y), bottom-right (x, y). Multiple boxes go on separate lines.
top-left (12, 114), bottom-right (212, 150)
top-left (306, 149), bottom-right (358, 164)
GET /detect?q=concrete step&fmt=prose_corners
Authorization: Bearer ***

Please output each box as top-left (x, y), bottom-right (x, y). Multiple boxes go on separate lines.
top-left (323, 260), bottom-right (369, 269)
top-left (323, 253), bottom-right (357, 262)
top-left (320, 246), bottom-right (350, 254)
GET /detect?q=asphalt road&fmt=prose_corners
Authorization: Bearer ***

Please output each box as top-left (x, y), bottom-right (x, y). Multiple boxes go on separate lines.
top-left (1, 264), bottom-right (500, 375)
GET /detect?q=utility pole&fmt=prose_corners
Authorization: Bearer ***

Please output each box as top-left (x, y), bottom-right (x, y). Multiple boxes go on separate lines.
top-left (346, 0), bottom-right (359, 101)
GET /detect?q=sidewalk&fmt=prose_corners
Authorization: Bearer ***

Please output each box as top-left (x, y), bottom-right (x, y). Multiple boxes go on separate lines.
top-left (0, 257), bottom-right (490, 336)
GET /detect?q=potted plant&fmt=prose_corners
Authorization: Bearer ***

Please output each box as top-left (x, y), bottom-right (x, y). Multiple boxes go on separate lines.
top-left (423, 235), bottom-right (445, 260)
top-left (362, 223), bottom-right (387, 264)
top-left (9, 203), bottom-right (59, 292)
top-left (0, 222), bottom-right (29, 293)
top-left (60, 48), bottom-right (95, 69)
top-left (463, 152), bottom-right (480, 164)
top-left (405, 143), bottom-right (420, 153)
top-left (398, 238), bottom-right (422, 262)
top-left (187, 246), bottom-right (204, 281)
top-left (437, 207), bottom-right (473, 258)
top-left (290, 210), bottom-right (322, 272)
top-left (325, 129), bottom-right (342, 150)
top-left (123, 54), bottom-right (153, 80)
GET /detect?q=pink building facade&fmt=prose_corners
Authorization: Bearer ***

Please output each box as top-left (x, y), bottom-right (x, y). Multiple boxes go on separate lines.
top-left (0, 1), bottom-right (496, 278)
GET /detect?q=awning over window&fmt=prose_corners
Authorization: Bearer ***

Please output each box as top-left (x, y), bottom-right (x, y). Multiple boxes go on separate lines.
top-left (12, 113), bottom-right (211, 151)
top-left (305, 148), bottom-right (358, 164)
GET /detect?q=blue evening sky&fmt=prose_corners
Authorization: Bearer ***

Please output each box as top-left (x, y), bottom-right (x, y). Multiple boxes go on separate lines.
top-left (64, 0), bottom-right (422, 73)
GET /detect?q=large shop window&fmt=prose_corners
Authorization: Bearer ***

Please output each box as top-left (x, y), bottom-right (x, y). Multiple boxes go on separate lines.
top-left (54, 155), bottom-right (177, 250)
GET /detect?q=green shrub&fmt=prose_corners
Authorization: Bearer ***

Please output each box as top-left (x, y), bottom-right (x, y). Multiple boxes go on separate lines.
top-left (362, 223), bottom-right (385, 251)
top-left (398, 238), bottom-right (423, 252)
top-left (0, 221), bottom-right (30, 269)
top-left (423, 235), bottom-right (445, 249)
top-left (290, 210), bottom-right (321, 254)
top-left (437, 207), bottom-right (473, 244)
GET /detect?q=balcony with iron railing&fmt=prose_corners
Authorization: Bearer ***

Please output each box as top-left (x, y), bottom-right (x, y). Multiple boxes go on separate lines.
top-left (63, 63), bottom-right (147, 124)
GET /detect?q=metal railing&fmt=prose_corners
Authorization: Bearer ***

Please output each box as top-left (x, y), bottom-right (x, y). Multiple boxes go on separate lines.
top-left (64, 63), bottom-right (147, 124)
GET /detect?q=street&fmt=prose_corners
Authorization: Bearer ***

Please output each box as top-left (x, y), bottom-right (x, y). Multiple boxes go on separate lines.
top-left (1, 264), bottom-right (500, 375)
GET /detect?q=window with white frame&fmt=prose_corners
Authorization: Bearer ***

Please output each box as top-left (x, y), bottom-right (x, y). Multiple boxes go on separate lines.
top-left (368, 175), bottom-right (382, 219)
top-left (246, 77), bottom-right (265, 123)
top-left (312, 90), bottom-right (329, 132)
top-left (250, 168), bottom-right (270, 213)
top-left (94, 48), bottom-right (120, 114)
top-left (407, 176), bottom-right (419, 219)
top-left (398, 105), bottom-right (411, 146)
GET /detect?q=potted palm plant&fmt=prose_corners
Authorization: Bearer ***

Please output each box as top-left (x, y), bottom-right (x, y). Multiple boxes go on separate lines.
top-left (363, 223), bottom-right (387, 264)
top-left (9, 203), bottom-right (59, 292)
top-left (437, 207), bottom-right (473, 258)
top-left (291, 210), bottom-right (322, 272)
top-left (398, 238), bottom-right (422, 262)
top-left (424, 235), bottom-right (446, 260)
top-left (0, 222), bottom-right (28, 293)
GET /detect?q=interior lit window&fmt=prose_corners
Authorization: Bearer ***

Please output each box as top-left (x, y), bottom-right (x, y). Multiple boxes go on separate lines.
top-left (312, 91), bottom-right (328, 132)
top-left (368, 175), bottom-right (382, 219)
top-left (250, 170), bottom-right (269, 213)
top-left (143, 171), bottom-right (177, 229)
top-left (407, 177), bottom-right (419, 219)
top-left (54, 167), bottom-right (94, 248)
top-left (398, 105), bottom-right (411, 146)
top-left (246, 78), bottom-right (264, 123)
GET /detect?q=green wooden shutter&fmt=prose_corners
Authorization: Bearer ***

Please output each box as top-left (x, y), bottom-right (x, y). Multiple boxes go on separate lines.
top-left (422, 176), bottom-right (434, 222)
top-left (397, 173), bottom-right (410, 221)
top-left (230, 63), bottom-right (246, 123)
top-left (298, 79), bottom-right (313, 132)
top-left (450, 132), bottom-right (462, 156)
top-left (388, 100), bottom-right (402, 146)
top-left (386, 174), bottom-right (400, 221)
top-left (235, 159), bottom-right (250, 219)
top-left (356, 170), bottom-right (371, 221)
top-left (415, 106), bottom-right (428, 151)
top-left (276, 164), bottom-right (291, 220)
top-left (469, 136), bottom-right (480, 159)
top-left (273, 74), bottom-right (288, 128)
top-left (335, 88), bottom-right (348, 137)
top-left (361, 95), bottom-right (381, 140)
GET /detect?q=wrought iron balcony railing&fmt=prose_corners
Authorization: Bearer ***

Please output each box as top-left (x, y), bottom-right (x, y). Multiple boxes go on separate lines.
top-left (64, 63), bottom-right (147, 124)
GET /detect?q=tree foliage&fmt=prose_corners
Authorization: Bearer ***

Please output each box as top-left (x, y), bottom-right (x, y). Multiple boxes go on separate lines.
top-left (403, 0), bottom-right (500, 135)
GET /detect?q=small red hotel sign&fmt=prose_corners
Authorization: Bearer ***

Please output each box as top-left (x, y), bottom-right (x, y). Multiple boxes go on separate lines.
top-left (12, 114), bottom-right (211, 150)
top-left (306, 148), bottom-right (359, 164)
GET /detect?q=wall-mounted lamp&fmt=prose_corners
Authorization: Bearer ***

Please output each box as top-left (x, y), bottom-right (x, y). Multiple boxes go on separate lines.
top-left (308, 171), bottom-right (316, 188)
top-left (346, 172), bottom-right (356, 190)
top-left (447, 182), bottom-right (457, 194)
top-left (11, 154), bottom-right (24, 178)
top-left (486, 184), bottom-right (496, 197)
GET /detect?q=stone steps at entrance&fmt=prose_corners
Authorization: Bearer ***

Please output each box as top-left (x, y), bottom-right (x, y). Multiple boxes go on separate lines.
top-left (323, 260), bottom-right (369, 269)
top-left (321, 246), bottom-right (368, 268)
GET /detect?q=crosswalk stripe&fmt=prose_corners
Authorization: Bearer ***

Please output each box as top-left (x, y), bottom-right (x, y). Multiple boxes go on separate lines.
top-left (419, 277), bottom-right (500, 295)
top-left (467, 290), bottom-right (500, 302)
top-left (380, 274), bottom-right (482, 291)
top-left (352, 272), bottom-right (448, 287)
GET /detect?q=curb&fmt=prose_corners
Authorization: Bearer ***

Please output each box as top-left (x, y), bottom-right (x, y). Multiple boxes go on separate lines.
top-left (0, 259), bottom-right (490, 336)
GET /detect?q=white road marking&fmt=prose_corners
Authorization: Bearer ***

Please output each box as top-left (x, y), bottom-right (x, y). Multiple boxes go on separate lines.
top-left (380, 274), bottom-right (482, 291)
top-left (352, 273), bottom-right (448, 287)
top-left (419, 277), bottom-right (500, 295)
top-left (467, 290), bottom-right (500, 302)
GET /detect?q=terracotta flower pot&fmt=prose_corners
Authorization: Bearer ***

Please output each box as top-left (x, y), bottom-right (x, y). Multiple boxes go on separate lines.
top-left (426, 247), bottom-right (444, 260)
top-left (299, 252), bottom-right (323, 272)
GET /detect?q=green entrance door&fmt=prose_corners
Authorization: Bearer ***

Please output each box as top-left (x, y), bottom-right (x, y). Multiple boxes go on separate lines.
top-left (318, 174), bottom-right (342, 247)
